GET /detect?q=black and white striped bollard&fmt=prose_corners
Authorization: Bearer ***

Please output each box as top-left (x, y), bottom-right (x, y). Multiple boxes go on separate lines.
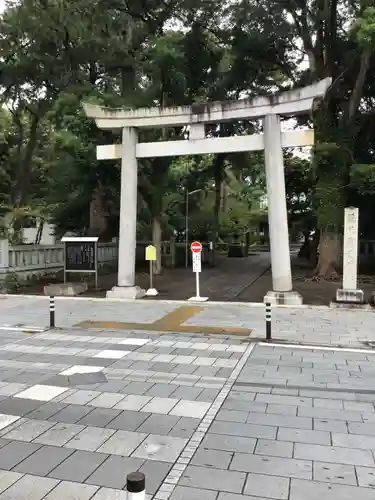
top-left (126, 472), bottom-right (145, 500)
top-left (49, 296), bottom-right (55, 329)
top-left (265, 302), bottom-right (272, 340)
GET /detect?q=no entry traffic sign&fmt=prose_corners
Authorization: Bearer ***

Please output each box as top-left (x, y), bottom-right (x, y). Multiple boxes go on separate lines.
top-left (191, 241), bottom-right (202, 253)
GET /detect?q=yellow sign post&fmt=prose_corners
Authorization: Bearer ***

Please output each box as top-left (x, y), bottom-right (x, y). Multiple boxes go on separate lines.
top-left (145, 245), bottom-right (158, 296)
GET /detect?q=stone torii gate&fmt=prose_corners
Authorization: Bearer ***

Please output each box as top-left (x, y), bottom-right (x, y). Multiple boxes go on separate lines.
top-left (83, 77), bottom-right (331, 304)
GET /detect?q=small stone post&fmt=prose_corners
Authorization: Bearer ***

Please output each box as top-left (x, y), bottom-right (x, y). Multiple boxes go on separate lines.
top-left (336, 207), bottom-right (364, 304)
top-left (0, 238), bottom-right (9, 277)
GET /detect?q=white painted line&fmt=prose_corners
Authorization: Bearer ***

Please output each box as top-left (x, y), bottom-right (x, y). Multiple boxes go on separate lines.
top-left (14, 384), bottom-right (69, 402)
top-left (59, 365), bottom-right (105, 376)
top-left (0, 293), bottom-right (333, 309)
top-left (260, 342), bottom-right (375, 354)
top-left (0, 326), bottom-right (46, 333)
top-left (118, 338), bottom-right (150, 346)
top-left (0, 414), bottom-right (20, 430)
top-left (93, 350), bottom-right (130, 359)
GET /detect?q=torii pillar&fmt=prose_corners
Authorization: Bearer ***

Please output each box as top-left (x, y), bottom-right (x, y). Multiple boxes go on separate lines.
top-left (83, 78), bottom-right (331, 303)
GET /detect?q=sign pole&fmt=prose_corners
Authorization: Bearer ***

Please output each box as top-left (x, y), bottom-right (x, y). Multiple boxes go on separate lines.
top-left (188, 241), bottom-right (208, 302)
top-left (145, 245), bottom-right (158, 296)
top-left (149, 260), bottom-right (153, 290)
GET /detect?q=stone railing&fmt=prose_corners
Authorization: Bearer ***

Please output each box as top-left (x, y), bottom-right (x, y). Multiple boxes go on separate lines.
top-left (0, 239), bottom-right (178, 281)
top-left (9, 244), bottom-right (65, 274)
top-left (0, 240), bottom-right (119, 280)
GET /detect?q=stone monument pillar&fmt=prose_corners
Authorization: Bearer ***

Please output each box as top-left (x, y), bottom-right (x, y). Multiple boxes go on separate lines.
top-left (336, 207), bottom-right (364, 304)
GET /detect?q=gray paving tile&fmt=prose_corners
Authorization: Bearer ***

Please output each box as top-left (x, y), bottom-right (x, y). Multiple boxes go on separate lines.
top-left (267, 404), bottom-right (297, 416)
top-left (0, 474), bottom-right (58, 500)
top-left (246, 412), bottom-right (312, 430)
top-left (14, 445), bottom-right (74, 476)
top-left (96, 381), bottom-right (128, 393)
top-left (223, 399), bottom-right (266, 413)
top-left (243, 472), bottom-right (289, 499)
top-left (33, 422), bottom-right (85, 447)
top-left (50, 405), bottom-right (93, 424)
top-left (216, 410), bottom-right (248, 424)
top-left (179, 465), bottom-right (246, 493)
top-left (137, 414), bottom-right (180, 435)
top-left (44, 480), bottom-right (99, 500)
top-left (170, 387), bottom-right (203, 401)
top-left (88, 392), bottom-right (126, 409)
top-left (191, 448), bottom-right (232, 469)
top-left (78, 408), bottom-right (121, 427)
top-left (49, 450), bottom-right (109, 482)
top-left (65, 426), bottom-right (115, 452)
top-left (314, 418), bottom-right (348, 433)
top-left (313, 461), bottom-right (357, 485)
top-left (3, 419), bottom-right (55, 442)
top-left (123, 382), bottom-right (154, 395)
top-left (298, 406), bottom-right (362, 422)
top-left (209, 421), bottom-right (277, 440)
top-left (0, 441), bottom-right (41, 470)
top-left (169, 417), bottom-right (199, 439)
top-left (294, 442), bottom-right (375, 466)
top-left (170, 486), bottom-right (218, 500)
top-left (0, 398), bottom-right (43, 417)
top-left (348, 421), bottom-right (375, 435)
top-left (217, 494), bottom-right (269, 500)
top-left (85, 455), bottom-right (144, 489)
top-left (62, 390), bottom-right (100, 405)
top-left (255, 439), bottom-right (293, 458)
top-left (230, 453), bottom-right (312, 479)
top-left (278, 427), bottom-right (331, 445)
top-left (144, 384), bottom-right (177, 398)
top-left (356, 465), bottom-right (375, 488)
top-left (331, 432), bottom-right (375, 450)
top-left (290, 478), bottom-right (375, 500)
top-left (90, 487), bottom-right (127, 500)
top-left (139, 460), bottom-right (172, 494)
top-left (107, 410), bottom-right (150, 431)
top-left (196, 389), bottom-right (220, 403)
top-left (132, 434), bottom-right (187, 463)
top-left (27, 402), bottom-right (67, 420)
top-left (97, 430), bottom-right (147, 456)
top-left (202, 433), bottom-right (256, 453)
top-left (0, 471), bottom-right (23, 495)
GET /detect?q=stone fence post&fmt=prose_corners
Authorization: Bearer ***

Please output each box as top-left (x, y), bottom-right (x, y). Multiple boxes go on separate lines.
top-left (0, 239), bottom-right (9, 277)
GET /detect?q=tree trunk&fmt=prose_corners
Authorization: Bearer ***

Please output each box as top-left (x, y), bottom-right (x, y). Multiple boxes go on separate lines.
top-left (14, 114), bottom-right (40, 208)
top-left (310, 228), bottom-right (320, 267)
top-left (313, 231), bottom-right (341, 279)
top-left (298, 230), bottom-right (311, 259)
top-left (35, 220), bottom-right (44, 244)
top-left (89, 186), bottom-right (108, 238)
top-left (152, 216), bottom-right (162, 275)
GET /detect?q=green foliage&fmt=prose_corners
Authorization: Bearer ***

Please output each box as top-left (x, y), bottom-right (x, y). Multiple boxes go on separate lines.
top-left (2, 0), bottom-right (375, 261)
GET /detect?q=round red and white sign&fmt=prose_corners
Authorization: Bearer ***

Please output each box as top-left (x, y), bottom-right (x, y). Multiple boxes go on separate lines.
top-left (191, 241), bottom-right (202, 253)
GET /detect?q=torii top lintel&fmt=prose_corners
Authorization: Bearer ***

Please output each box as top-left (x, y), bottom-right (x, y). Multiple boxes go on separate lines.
top-left (82, 78), bottom-right (331, 130)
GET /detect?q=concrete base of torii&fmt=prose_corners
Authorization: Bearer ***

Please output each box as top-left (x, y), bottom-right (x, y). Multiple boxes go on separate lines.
top-left (263, 290), bottom-right (303, 306)
top-left (106, 286), bottom-right (146, 299)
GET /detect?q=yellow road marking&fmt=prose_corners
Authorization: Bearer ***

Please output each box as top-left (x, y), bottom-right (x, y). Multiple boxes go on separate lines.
top-left (75, 306), bottom-right (251, 336)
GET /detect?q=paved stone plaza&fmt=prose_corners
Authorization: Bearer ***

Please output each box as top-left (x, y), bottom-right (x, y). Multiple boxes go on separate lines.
top-left (0, 296), bottom-right (374, 498)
